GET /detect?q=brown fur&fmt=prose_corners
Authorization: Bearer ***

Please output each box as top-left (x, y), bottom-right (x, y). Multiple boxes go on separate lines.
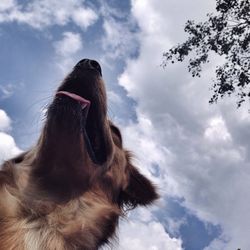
top-left (0, 59), bottom-right (158, 249)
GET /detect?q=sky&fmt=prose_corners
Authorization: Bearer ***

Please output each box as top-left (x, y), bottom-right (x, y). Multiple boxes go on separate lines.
top-left (0, 0), bottom-right (249, 249)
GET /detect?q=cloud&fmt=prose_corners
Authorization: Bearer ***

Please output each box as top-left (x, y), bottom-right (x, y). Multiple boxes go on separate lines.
top-left (117, 220), bottom-right (182, 250)
top-left (0, 84), bottom-right (14, 99)
top-left (112, 206), bottom-right (183, 250)
top-left (0, 0), bottom-right (15, 11)
top-left (100, 3), bottom-right (139, 61)
top-left (102, 18), bottom-right (138, 60)
top-left (204, 116), bottom-right (231, 142)
top-left (0, 109), bottom-right (22, 164)
top-left (53, 31), bottom-right (83, 73)
top-left (122, 116), bottom-right (173, 188)
top-left (0, 132), bottom-right (22, 164)
top-left (0, 0), bottom-right (98, 30)
top-left (0, 109), bottom-right (11, 131)
top-left (107, 90), bottom-right (123, 105)
top-left (116, 0), bottom-right (250, 249)
top-left (54, 32), bottom-right (82, 57)
top-left (0, 83), bottom-right (24, 100)
top-left (72, 7), bottom-right (97, 29)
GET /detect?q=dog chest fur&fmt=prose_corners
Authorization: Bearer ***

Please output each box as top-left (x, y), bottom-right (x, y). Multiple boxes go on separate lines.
top-left (0, 180), bottom-right (120, 250)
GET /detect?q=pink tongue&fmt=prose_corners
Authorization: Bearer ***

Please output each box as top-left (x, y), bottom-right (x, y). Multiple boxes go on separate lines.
top-left (56, 91), bottom-right (90, 109)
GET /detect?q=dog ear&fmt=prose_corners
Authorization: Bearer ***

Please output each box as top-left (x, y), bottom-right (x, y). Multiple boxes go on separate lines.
top-left (120, 158), bottom-right (159, 208)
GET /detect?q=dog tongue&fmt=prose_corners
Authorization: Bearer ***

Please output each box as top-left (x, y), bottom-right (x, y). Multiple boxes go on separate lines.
top-left (56, 91), bottom-right (90, 109)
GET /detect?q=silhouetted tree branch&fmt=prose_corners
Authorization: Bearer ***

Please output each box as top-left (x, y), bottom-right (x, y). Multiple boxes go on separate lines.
top-left (162, 0), bottom-right (250, 107)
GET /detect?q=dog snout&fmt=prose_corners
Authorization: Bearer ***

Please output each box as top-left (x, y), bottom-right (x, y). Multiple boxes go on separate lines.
top-left (76, 59), bottom-right (102, 76)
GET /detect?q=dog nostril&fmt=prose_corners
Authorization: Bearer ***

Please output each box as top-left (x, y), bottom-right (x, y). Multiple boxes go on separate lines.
top-left (76, 59), bottom-right (89, 68)
top-left (89, 60), bottom-right (102, 76)
top-left (75, 59), bottom-right (102, 76)
top-left (90, 60), bottom-right (99, 69)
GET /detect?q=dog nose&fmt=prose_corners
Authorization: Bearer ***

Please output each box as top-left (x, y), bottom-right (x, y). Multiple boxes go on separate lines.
top-left (76, 59), bottom-right (102, 76)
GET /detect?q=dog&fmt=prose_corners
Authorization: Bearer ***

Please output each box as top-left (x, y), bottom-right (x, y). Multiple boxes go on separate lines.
top-left (0, 59), bottom-right (158, 249)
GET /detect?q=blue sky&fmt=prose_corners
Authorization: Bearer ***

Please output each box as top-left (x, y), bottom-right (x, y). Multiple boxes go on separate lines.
top-left (0, 1), bottom-right (249, 249)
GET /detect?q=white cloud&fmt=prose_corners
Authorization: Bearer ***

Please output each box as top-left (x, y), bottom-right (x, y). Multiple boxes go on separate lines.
top-left (0, 132), bottom-right (22, 164)
top-left (204, 116), bottom-right (231, 142)
top-left (72, 7), bottom-right (97, 29)
top-left (102, 18), bottom-right (138, 60)
top-left (122, 116), bottom-right (174, 190)
top-left (0, 0), bottom-right (98, 29)
top-left (0, 83), bottom-right (24, 100)
top-left (104, 203), bottom-right (183, 250)
top-left (0, 109), bottom-right (22, 164)
top-left (54, 32), bottom-right (82, 57)
top-left (0, 0), bottom-right (15, 11)
top-left (117, 220), bottom-right (182, 250)
top-left (0, 84), bottom-right (14, 99)
top-left (0, 109), bottom-right (11, 131)
top-left (100, 3), bottom-right (139, 61)
top-left (53, 31), bottom-right (83, 73)
top-left (116, 0), bottom-right (250, 249)
top-left (107, 90), bottom-right (123, 105)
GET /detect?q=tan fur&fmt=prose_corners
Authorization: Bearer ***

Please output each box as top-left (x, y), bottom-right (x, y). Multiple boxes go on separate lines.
top-left (0, 142), bottom-right (127, 249)
top-left (0, 153), bottom-right (122, 249)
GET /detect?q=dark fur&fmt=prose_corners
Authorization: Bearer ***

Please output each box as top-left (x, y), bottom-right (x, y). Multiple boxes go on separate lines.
top-left (0, 59), bottom-right (158, 249)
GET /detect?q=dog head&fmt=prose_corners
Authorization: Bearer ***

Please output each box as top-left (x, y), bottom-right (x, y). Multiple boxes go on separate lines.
top-left (29, 59), bottom-right (158, 204)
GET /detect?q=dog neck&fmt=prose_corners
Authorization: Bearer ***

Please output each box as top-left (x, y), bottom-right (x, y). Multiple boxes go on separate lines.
top-left (28, 113), bottom-right (95, 202)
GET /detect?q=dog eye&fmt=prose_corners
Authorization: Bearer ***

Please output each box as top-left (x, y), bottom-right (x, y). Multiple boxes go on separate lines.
top-left (12, 152), bottom-right (26, 164)
top-left (110, 124), bottom-right (123, 146)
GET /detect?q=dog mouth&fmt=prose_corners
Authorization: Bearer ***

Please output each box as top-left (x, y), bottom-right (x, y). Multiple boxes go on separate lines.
top-left (57, 91), bottom-right (90, 110)
top-left (56, 91), bottom-right (103, 165)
